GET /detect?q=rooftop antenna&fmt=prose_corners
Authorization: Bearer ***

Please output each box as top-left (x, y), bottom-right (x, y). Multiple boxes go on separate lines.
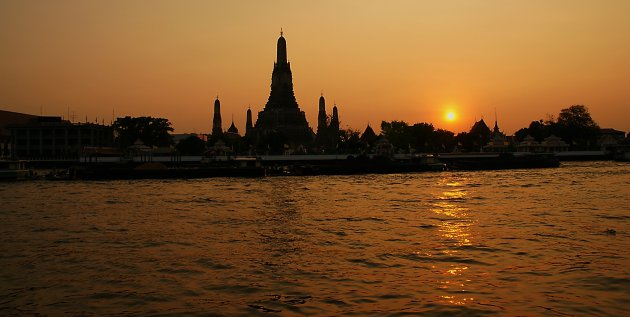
top-left (280, 28), bottom-right (283, 36)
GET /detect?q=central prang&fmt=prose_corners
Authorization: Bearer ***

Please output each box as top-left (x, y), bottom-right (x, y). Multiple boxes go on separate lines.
top-left (254, 31), bottom-right (313, 148)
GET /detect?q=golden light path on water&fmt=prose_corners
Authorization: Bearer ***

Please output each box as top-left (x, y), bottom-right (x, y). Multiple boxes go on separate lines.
top-left (431, 180), bottom-right (475, 306)
top-left (0, 161), bottom-right (629, 316)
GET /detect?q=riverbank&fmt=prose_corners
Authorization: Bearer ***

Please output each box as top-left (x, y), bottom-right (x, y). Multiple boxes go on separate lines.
top-left (6, 150), bottom-right (627, 181)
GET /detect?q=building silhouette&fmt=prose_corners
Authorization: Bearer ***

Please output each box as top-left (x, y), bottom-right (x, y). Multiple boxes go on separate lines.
top-left (253, 31), bottom-right (313, 149)
top-left (245, 107), bottom-right (253, 137)
top-left (313, 94), bottom-right (341, 151)
top-left (316, 94), bottom-right (327, 142)
top-left (227, 119), bottom-right (239, 135)
top-left (360, 124), bottom-right (378, 147)
top-left (484, 116), bottom-right (510, 152)
top-left (0, 110), bottom-right (37, 158)
top-left (329, 104), bottom-right (340, 146)
top-left (212, 97), bottom-right (223, 137)
top-left (470, 118), bottom-right (491, 151)
top-left (0, 110), bottom-right (113, 159)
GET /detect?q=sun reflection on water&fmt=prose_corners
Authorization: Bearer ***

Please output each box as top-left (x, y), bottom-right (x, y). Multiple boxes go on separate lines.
top-left (447, 265), bottom-right (469, 275)
top-left (429, 177), bottom-right (478, 306)
top-left (431, 187), bottom-right (472, 246)
top-left (439, 295), bottom-right (476, 305)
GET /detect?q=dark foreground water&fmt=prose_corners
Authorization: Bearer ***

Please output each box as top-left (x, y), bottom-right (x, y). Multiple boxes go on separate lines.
top-left (1, 161), bottom-right (629, 316)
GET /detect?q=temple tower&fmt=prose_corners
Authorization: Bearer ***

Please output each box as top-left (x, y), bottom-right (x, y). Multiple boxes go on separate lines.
top-left (493, 111), bottom-right (501, 134)
top-left (328, 104), bottom-right (340, 149)
top-left (254, 31), bottom-right (312, 147)
top-left (227, 120), bottom-right (239, 135)
top-left (277, 29), bottom-right (287, 65)
top-left (212, 97), bottom-right (222, 136)
top-left (330, 104), bottom-right (339, 132)
top-left (264, 30), bottom-right (299, 110)
top-left (317, 94), bottom-right (327, 137)
top-left (245, 107), bottom-right (253, 137)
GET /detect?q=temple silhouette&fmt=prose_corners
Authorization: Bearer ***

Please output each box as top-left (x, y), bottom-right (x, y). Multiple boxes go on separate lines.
top-left (210, 31), bottom-right (344, 153)
top-left (253, 30), bottom-right (313, 147)
top-left (212, 97), bottom-right (222, 137)
top-left (315, 94), bottom-right (340, 150)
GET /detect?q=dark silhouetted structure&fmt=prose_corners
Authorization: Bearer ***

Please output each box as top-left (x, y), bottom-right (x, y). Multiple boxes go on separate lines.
top-left (314, 94), bottom-right (341, 151)
top-left (361, 124), bottom-right (378, 147)
top-left (3, 111), bottom-right (113, 159)
top-left (227, 119), bottom-right (239, 135)
top-left (316, 94), bottom-right (328, 143)
top-left (212, 97), bottom-right (223, 137)
top-left (470, 118), bottom-right (492, 150)
top-left (245, 107), bottom-right (254, 137)
top-left (485, 115), bottom-right (510, 152)
top-left (330, 105), bottom-right (340, 138)
top-left (0, 110), bottom-right (38, 158)
top-left (254, 31), bottom-right (313, 148)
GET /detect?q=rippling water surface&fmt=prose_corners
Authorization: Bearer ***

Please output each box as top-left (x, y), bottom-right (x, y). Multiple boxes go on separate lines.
top-left (1, 161), bottom-right (629, 316)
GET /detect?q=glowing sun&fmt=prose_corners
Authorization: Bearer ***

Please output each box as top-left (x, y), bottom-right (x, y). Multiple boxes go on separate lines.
top-left (445, 111), bottom-right (456, 122)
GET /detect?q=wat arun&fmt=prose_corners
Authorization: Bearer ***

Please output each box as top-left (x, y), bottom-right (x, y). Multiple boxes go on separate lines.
top-left (253, 31), bottom-right (313, 147)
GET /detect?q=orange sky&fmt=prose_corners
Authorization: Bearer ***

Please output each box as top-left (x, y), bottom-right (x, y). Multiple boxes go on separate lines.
top-left (1, 0), bottom-right (629, 134)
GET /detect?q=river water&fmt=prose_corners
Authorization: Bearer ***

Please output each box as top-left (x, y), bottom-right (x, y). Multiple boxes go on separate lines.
top-left (1, 161), bottom-right (629, 316)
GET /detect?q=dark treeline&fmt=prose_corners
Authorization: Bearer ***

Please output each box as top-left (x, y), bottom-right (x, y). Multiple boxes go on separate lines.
top-left (380, 105), bottom-right (601, 152)
top-left (514, 105), bottom-right (600, 149)
top-left (111, 105), bottom-right (604, 155)
top-left (112, 116), bottom-right (173, 148)
top-left (380, 121), bottom-right (456, 153)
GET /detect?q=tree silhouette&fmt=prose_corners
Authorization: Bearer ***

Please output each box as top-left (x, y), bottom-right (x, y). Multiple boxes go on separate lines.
top-left (555, 105), bottom-right (599, 147)
top-left (410, 123), bottom-right (434, 152)
top-left (112, 116), bottom-right (173, 148)
top-left (381, 120), bottom-right (413, 151)
top-left (175, 135), bottom-right (206, 155)
top-left (339, 128), bottom-right (361, 153)
top-left (515, 119), bottom-right (551, 142)
top-left (513, 105), bottom-right (600, 149)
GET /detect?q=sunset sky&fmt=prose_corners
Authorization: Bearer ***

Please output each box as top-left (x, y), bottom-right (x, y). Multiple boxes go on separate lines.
top-left (1, 0), bottom-right (629, 134)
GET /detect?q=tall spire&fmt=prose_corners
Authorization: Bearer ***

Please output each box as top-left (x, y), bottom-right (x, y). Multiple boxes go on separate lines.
top-left (329, 103), bottom-right (340, 132)
top-left (319, 94), bottom-right (326, 112)
top-left (493, 108), bottom-right (500, 133)
top-left (255, 31), bottom-right (312, 148)
top-left (212, 97), bottom-right (222, 136)
top-left (245, 106), bottom-right (253, 136)
top-left (265, 30), bottom-right (298, 110)
top-left (277, 29), bottom-right (287, 65)
top-left (227, 114), bottom-right (239, 135)
top-left (317, 94), bottom-right (327, 137)
top-left (328, 104), bottom-right (340, 149)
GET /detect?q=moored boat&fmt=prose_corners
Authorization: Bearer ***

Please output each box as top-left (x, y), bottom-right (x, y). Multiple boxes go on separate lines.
top-left (443, 152), bottom-right (560, 170)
